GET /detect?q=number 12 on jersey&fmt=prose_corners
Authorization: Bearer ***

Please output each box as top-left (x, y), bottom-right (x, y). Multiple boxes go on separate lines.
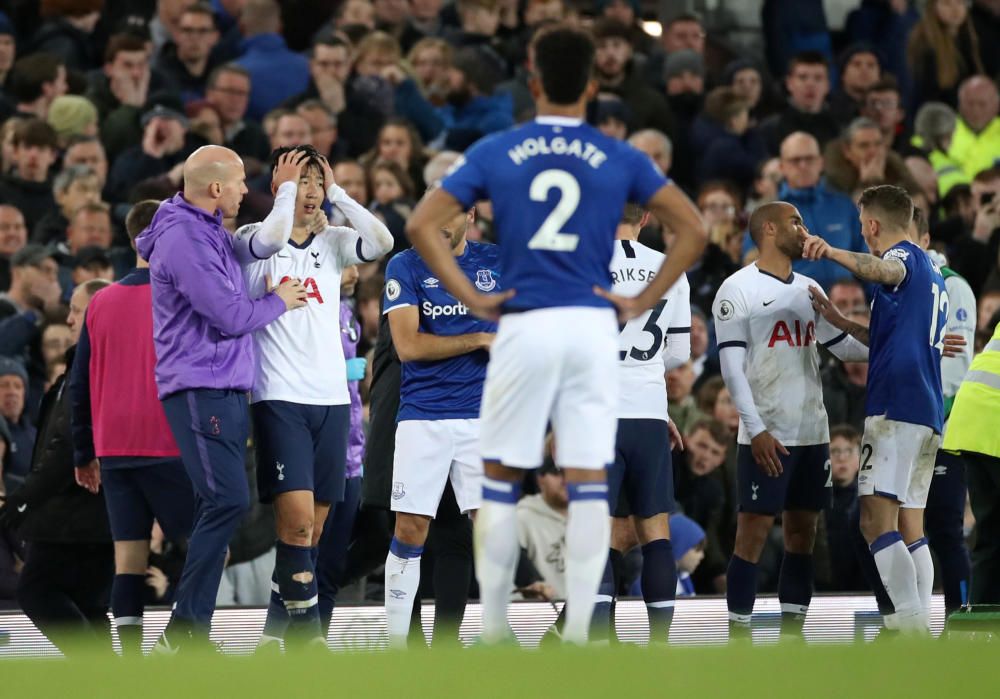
top-left (929, 283), bottom-right (949, 352)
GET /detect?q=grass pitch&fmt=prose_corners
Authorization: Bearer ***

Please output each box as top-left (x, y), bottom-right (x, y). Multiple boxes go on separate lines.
top-left (2, 639), bottom-right (994, 699)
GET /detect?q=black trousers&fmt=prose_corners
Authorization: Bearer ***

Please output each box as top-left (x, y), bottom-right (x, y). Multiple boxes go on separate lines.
top-left (17, 541), bottom-right (114, 655)
top-left (965, 452), bottom-right (1000, 605)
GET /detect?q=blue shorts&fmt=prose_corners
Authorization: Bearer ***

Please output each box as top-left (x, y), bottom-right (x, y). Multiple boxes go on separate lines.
top-left (608, 418), bottom-right (675, 519)
top-left (737, 443), bottom-right (831, 515)
top-left (253, 401), bottom-right (350, 505)
top-left (101, 458), bottom-right (195, 542)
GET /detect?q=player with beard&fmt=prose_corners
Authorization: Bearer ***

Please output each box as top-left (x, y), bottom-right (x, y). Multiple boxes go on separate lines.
top-left (713, 201), bottom-right (870, 640)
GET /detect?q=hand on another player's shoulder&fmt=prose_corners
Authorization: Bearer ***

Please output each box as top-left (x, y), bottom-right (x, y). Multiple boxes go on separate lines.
top-left (272, 150), bottom-right (310, 188)
top-left (476, 332), bottom-right (497, 352)
top-left (801, 234), bottom-right (831, 261)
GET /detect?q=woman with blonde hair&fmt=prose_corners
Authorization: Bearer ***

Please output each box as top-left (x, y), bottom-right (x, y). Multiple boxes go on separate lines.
top-left (406, 37), bottom-right (453, 106)
top-left (908, 0), bottom-right (986, 107)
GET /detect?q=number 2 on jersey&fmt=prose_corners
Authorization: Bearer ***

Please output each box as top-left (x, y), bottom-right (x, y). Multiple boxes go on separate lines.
top-left (526, 169), bottom-right (580, 252)
top-left (929, 283), bottom-right (949, 352)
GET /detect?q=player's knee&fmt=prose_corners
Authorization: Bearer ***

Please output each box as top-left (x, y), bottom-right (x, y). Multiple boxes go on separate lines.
top-left (783, 513), bottom-right (818, 553)
top-left (394, 514), bottom-right (430, 546)
top-left (483, 460), bottom-right (521, 482)
top-left (279, 517), bottom-right (315, 546)
top-left (734, 514), bottom-right (772, 560)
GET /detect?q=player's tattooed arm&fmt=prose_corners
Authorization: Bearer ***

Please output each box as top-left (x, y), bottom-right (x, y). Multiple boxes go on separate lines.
top-left (834, 251), bottom-right (906, 286)
top-left (809, 284), bottom-right (870, 346)
top-left (801, 235), bottom-right (905, 286)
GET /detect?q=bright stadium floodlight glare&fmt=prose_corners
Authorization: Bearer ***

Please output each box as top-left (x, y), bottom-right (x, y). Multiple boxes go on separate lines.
top-left (642, 21), bottom-right (662, 37)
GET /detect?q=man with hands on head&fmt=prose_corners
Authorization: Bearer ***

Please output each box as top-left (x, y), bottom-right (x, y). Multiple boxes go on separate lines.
top-left (136, 145), bottom-right (309, 653)
top-left (238, 145), bottom-right (393, 651)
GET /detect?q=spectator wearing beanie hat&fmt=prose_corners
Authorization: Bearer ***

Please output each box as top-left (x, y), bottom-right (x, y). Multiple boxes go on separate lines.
top-left (46, 94), bottom-right (98, 147)
top-left (669, 513), bottom-right (706, 597)
top-left (0, 356), bottom-right (35, 495)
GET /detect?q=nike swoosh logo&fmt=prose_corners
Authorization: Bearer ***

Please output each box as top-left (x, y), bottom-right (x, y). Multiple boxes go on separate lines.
top-left (763, 300), bottom-right (775, 306)
top-left (16, 504), bottom-right (26, 513)
top-left (276, 254), bottom-right (290, 259)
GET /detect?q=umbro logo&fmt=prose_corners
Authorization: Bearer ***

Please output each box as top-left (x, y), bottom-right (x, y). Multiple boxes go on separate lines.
top-left (423, 277), bottom-right (439, 288)
top-left (763, 299), bottom-right (775, 307)
top-left (276, 253), bottom-right (290, 259)
top-left (934, 465), bottom-right (947, 476)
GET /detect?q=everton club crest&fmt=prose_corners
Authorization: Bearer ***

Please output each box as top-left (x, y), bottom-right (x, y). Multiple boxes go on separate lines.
top-left (475, 269), bottom-right (497, 292)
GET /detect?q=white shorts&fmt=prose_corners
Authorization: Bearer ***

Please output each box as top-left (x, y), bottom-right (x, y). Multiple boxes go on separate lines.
top-left (859, 415), bottom-right (941, 508)
top-left (391, 419), bottom-right (482, 516)
top-left (480, 306), bottom-right (618, 470)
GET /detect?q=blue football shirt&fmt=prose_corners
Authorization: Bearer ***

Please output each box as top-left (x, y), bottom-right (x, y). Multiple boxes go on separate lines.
top-left (383, 241), bottom-right (501, 421)
top-left (866, 240), bottom-right (946, 433)
top-left (441, 116), bottom-right (668, 311)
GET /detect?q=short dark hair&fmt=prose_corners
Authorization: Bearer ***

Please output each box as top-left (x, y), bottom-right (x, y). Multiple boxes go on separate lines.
top-left (748, 200), bottom-right (789, 247)
top-left (666, 12), bottom-right (703, 30)
top-left (591, 18), bottom-right (632, 44)
top-left (269, 144), bottom-right (323, 173)
top-left (686, 417), bottom-right (730, 446)
top-left (788, 51), bottom-right (829, 76)
top-left (10, 53), bottom-right (63, 103)
top-left (695, 375), bottom-right (727, 415)
top-left (830, 423), bottom-right (861, 444)
top-left (181, 1), bottom-right (216, 22)
top-left (858, 184), bottom-right (913, 232)
top-left (830, 276), bottom-right (865, 293)
top-left (311, 34), bottom-right (349, 55)
top-left (125, 199), bottom-right (161, 251)
top-left (973, 166), bottom-right (1000, 185)
top-left (531, 24), bottom-right (595, 106)
top-left (865, 75), bottom-right (900, 99)
top-left (207, 63), bottom-right (250, 89)
top-left (104, 33), bottom-right (147, 64)
top-left (11, 118), bottom-right (58, 150)
top-left (703, 86), bottom-right (749, 126)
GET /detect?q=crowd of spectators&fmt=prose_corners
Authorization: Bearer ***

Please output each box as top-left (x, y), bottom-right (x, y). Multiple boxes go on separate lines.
top-left (0, 0), bottom-right (999, 609)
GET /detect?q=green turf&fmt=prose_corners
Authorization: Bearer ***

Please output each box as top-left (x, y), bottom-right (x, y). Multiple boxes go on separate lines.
top-left (2, 640), bottom-right (994, 699)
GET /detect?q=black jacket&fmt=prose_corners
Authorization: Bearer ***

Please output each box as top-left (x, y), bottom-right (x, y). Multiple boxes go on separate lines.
top-left (361, 309), bottom-right (401, 510)
top-left (5, 348), bottom-right (111, 544)
top-left (0, 175), bottom-right (56, 232)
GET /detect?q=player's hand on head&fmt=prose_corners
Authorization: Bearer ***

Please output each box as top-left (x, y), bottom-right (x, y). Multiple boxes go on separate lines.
top-left (750, 431), bottom-right (787, 478)
top-left (318, 155), bottom-right (336, 192)
top-left (467, 290), bottom-right (515, 322)
top-left (941, 333), bottom-right (967, 358)
top-left (272, 149), bottom-right (310, 188)
top-left (267, 274), bottom-right (309, 310)
top-left (801, 234), bottom-right (831, 261)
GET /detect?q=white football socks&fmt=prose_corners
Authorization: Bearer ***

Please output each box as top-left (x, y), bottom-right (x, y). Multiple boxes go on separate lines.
top-left (562, 491), bottom-right (611, 644)
top-left (871, 532), bottom-right (924, 633)
top-left (475, 480), bottom-right (521, 643)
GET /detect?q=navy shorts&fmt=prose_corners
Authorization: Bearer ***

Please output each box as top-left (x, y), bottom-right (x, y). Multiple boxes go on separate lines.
top-left (737, 443), bottom-right (831, 515)
top-left (253, 401), bottom-right (350, 505)
top-left (608, 418), bottom-right (675, 519)
top-left (101, 458), bottom-right (196, 542)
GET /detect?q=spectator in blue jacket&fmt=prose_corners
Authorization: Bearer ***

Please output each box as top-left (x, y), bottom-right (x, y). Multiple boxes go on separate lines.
top-left (432, 46), bottom-right (513, 151)
top-left (743, 131), bottom-right (866, 290)
top-left (234, 0), bottom-right (309, 121)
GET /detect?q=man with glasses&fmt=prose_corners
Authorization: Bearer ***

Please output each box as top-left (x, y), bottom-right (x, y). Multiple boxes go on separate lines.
top-left (205, 63), bottom-right (271, 162)
top-left (157, 2), bottom-right (222, 103)
top-left (745, 131), bottom-right (867, 290)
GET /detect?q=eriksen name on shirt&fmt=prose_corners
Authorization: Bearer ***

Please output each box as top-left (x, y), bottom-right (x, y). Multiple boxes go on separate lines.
top-left (507, 136), bottom-right (608, 169)
top-left (611, 267), bottom-right (658, 285)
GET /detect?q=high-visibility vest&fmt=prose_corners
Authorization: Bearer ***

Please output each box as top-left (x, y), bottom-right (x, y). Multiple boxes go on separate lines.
top-left (942, 324), bottom-right (1000, 459)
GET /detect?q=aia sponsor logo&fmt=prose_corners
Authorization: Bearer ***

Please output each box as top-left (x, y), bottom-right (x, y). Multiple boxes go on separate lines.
top-left (767, 320), bottom-right (815, 348)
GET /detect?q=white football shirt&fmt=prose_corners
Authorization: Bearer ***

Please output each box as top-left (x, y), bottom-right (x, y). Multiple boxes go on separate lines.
top-left (237, 184), bottom-right (392, 405)
top-left (611, 240), bottom-right (691, 420)
top-left (712, 263), bottom-right (842, 446)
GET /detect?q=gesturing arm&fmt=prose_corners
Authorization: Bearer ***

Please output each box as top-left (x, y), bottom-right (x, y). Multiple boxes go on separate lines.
top-left (802, 235), bottom-right (905, 286)
top-left (233, 182), bottom-right (297, 263)
top-left (809, 284), bottom-right (871, 357)
top-left (327, 182), bottom-right (395, 264)
top-left (387, 306), bottom-right (493, 362)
